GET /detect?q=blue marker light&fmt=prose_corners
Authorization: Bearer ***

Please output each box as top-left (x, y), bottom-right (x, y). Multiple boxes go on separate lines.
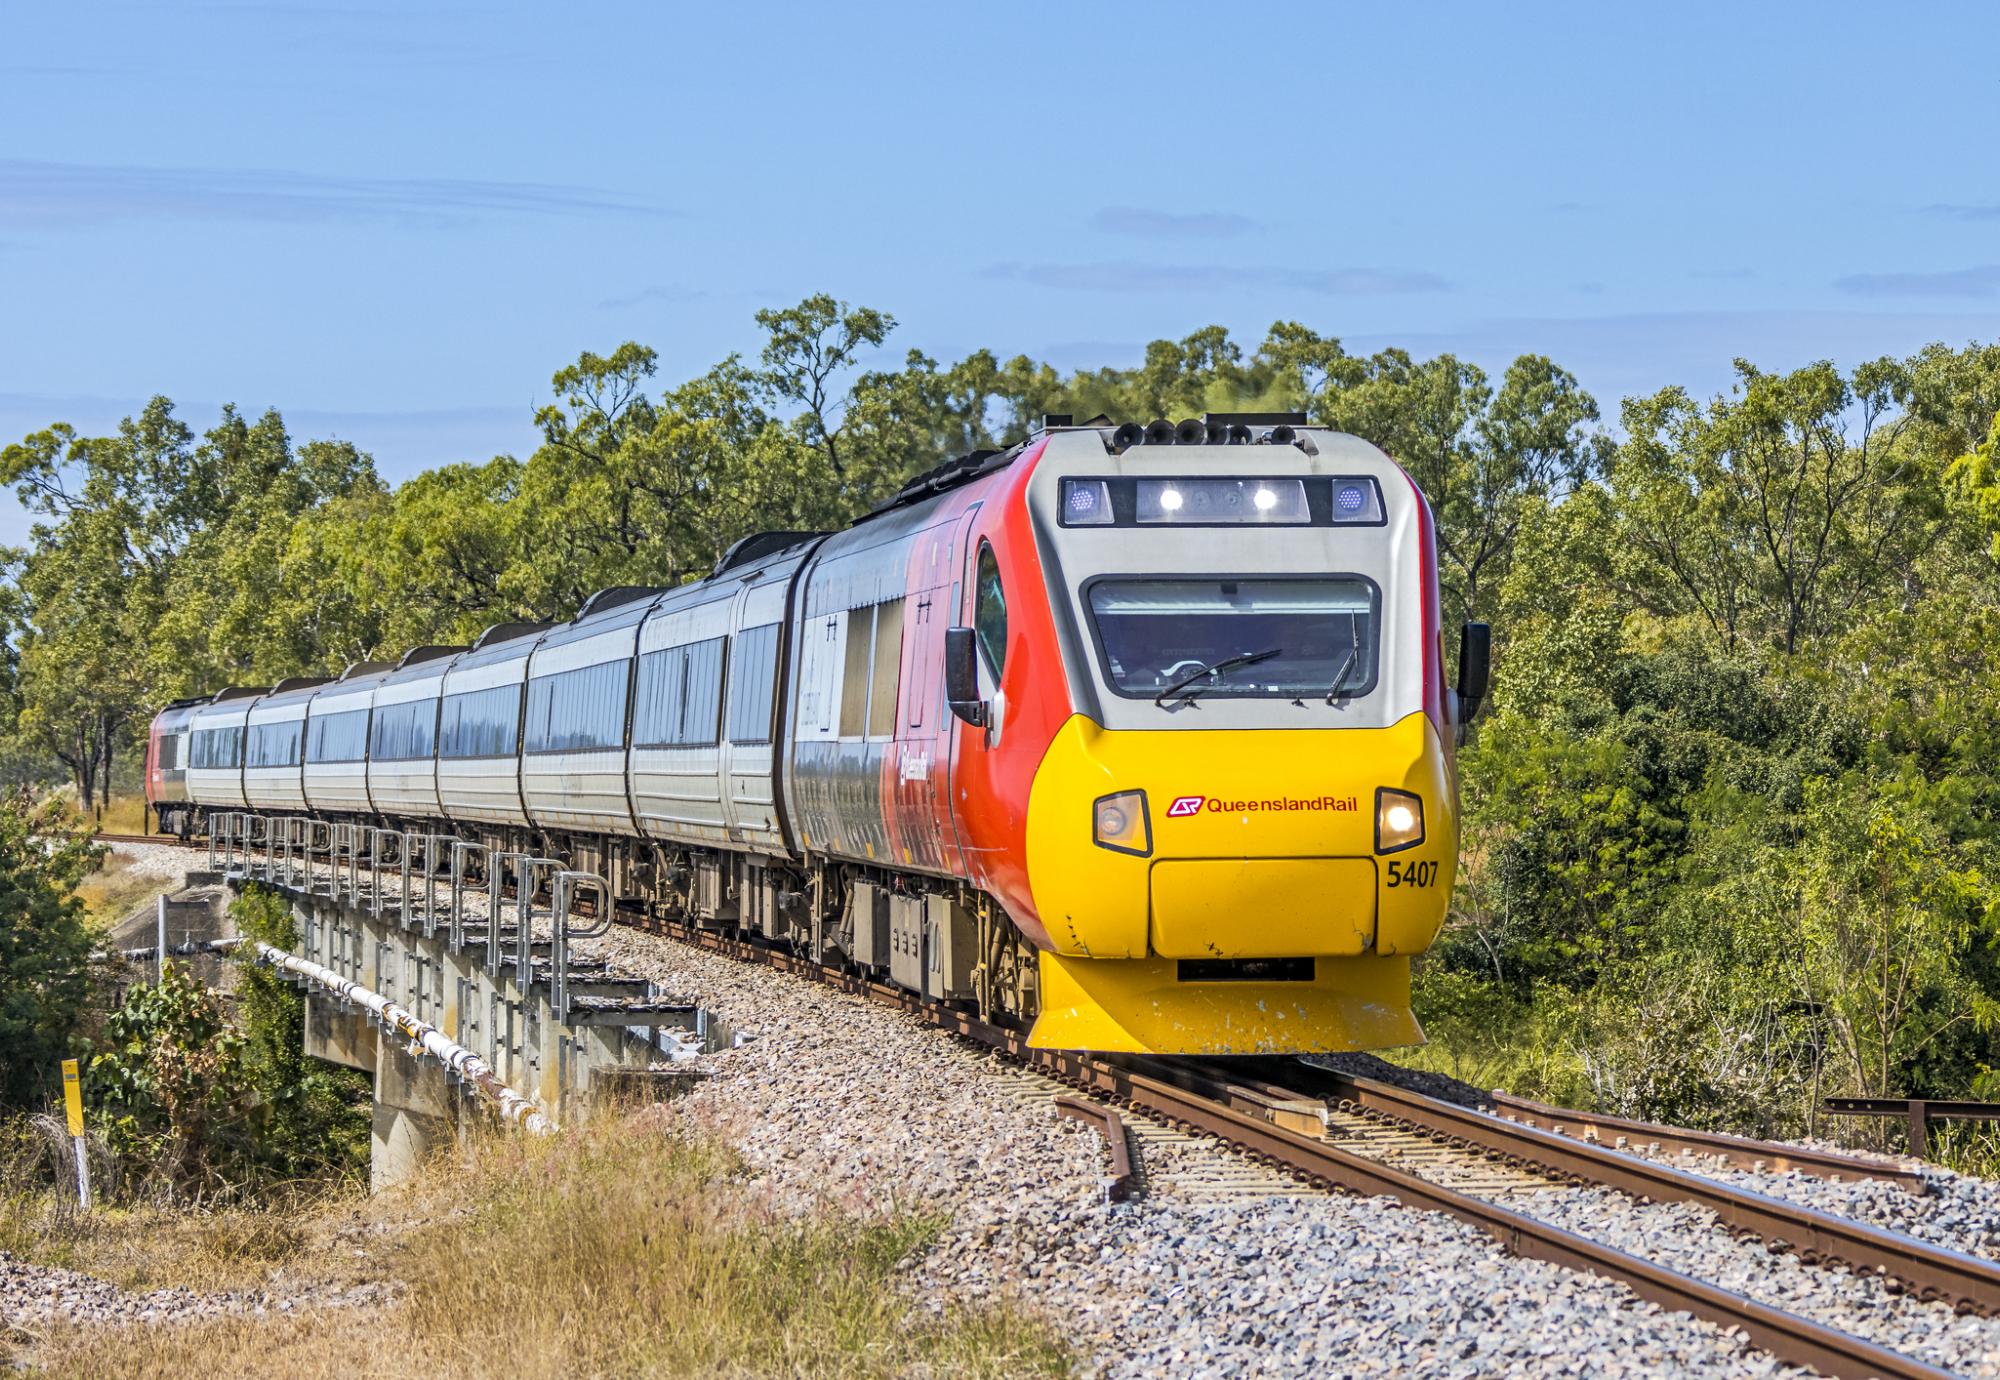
top-left (1336, 485), bottom-right (1366, 514)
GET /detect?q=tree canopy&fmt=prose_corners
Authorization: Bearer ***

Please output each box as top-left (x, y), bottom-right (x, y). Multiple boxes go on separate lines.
top-left (3, 298), bottom-right (1997, 1136)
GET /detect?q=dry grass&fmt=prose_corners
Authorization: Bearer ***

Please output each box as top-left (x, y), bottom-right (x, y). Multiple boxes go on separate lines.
top-left (17, 1110), bottom-right (1072, 1379)
top-left (90, 793), bottom-right (151, 836)
top-left (72, 849), bottom-right (184, 931)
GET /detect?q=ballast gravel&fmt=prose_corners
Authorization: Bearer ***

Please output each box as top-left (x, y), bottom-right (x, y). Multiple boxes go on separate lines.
top-left (581, 925), bottom-right (1812, 1377)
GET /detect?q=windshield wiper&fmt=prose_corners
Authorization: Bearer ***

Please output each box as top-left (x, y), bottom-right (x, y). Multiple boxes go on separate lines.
top-left (1155, 648), bottom-right (1281, 707)
top-left (1323, 647), bottom-right (1359, 705)
top-left (1324, 611), bottom-right (1362, 705)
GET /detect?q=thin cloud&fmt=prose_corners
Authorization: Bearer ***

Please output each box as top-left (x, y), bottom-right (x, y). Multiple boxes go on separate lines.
top-left (1091, 206), bottom-right (1260, 239)
top-left (981, 260), bottom-right (1451, 296)
top-left (0, 158), bottom-right (668, 229)
top-left (1834, 265), bottom-right (2000, 299)
top-left (596, 285), bottom-right (714, 310)
top-left (1921, 203), bottom-right (2000, 222)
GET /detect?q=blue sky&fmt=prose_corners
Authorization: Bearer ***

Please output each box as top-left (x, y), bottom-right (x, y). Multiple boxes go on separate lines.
top-left (3, 2), bottom-right (1996, 542)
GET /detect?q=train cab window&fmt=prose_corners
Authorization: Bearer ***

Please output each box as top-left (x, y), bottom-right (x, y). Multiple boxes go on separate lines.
top-left (157, 735), bottom-right (181, 771)
top-left (974, 543), bottom-right (1006, 676)
top-left (1084, 576), bottom-right (1379, 700)
top-left (868, 599), bottom-right (904, 739)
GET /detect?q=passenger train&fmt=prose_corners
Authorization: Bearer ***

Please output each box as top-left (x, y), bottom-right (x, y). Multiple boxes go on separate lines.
top-left (146, 414), bottom-right (1489, 1055)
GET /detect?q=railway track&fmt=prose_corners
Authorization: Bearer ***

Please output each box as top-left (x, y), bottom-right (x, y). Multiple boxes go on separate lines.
top-left (121, 832), bottom-right (1976, 1379)
top-left (613, 908), bottom-right (1974, 1380)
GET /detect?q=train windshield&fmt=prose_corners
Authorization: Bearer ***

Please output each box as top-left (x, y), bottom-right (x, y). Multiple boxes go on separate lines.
top-left (1085, 577), bottom-right (1378, 701)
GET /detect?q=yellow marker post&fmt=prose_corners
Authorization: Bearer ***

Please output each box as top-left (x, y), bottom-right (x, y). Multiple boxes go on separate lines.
top-left (60, 1058), bottom-right (90, 1210)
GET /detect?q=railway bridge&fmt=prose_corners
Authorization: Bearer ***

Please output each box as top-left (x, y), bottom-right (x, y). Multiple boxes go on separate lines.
top-left (198, 811), bottom-right (711, 1188)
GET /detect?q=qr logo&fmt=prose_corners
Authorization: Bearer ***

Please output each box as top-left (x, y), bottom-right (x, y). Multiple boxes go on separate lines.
top-left (1166, 795), bottom-right (1205, 817)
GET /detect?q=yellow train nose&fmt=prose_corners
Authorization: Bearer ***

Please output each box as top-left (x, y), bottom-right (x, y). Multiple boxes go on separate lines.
top-left (1019, 711), bottom-right (1455, 1054)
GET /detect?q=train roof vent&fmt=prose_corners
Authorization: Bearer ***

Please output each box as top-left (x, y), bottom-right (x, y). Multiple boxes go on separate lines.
top-left (338, 660), bottom-right (394, 681)
top-left (714, 530), bottom-right (824, 576)
top-left (270, 675), bottom-right (333, 693)
top-left (1201, 411), bottom-right (1306, 427)
top-left (210, 685), bottom-right (271, 703)
top-left (575, 586), bottom-right (665, 620)
top-left (871, 446), bottom-right (1014, 515)
top-left (396, 644), bottom-right (468, 669)
top-left (472, 621), bottom-right (552, 650)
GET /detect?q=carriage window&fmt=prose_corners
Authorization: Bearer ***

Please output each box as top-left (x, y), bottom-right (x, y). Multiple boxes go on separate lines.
top-left (439, 684), bottom-right (522, 758)
top-left (974, 543), bottom-right (1006, 675)
top-left (370, 699), bottom-right (437, 761)
top-left (246, 720), bottom-right (303, 768)
top-left (839, 609), bottom-right (873, 738)
top-left (868, 599), bottom-right (903, 739)
top-left (525, 660), bottom-right (631, 753)
top-left (191, 725), bottom-right (244, 769)
top-left (725, 623), bottom-right (780, 744)
top-left (307, 708), bottom-right (370, 763)
top-left (634, 637), bottom-right (725, 747)
top-left (158, 735), bottom-right (181, 771)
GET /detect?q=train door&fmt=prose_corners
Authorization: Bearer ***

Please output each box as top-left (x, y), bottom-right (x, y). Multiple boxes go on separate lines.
top-left (939, 505), bottom-right (986, 879)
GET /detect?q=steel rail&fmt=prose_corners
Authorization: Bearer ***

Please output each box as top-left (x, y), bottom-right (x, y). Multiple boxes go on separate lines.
top-left (1054, 1058), bottom-right (1954, 1380)
top-left (1292, 1067), bottom-right (2000, 1316)
top-left (1483, 1087), bottom-right (1927, 1189)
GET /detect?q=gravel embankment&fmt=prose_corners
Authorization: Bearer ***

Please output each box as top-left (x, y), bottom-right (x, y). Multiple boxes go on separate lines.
top-left (0, 1250), bottom-right (391, 1332)
top-left (581, 925), bottom-right (1809, 1378)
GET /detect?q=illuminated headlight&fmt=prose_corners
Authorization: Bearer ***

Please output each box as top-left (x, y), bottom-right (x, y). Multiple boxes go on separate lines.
top-left (1093, 790), bottom-right (1151, 856)
top-left (1375, 788), bottom-right (1424, 854)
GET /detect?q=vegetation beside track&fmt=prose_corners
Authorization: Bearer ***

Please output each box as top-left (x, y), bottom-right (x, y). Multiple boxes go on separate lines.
top-left (11, 1110), bottom-right (1071, 1380)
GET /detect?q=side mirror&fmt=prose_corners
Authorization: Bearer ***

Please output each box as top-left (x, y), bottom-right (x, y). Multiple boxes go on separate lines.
top-left (944, 627), bottom-right (988, 727)
top-left (1456, 621), bottom-right (1491, 732)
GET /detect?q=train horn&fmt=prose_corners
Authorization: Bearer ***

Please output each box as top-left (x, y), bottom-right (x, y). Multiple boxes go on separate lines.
top-left (1266, 424), bottom-right (1297, 446)
top-left (1174, 418), bottom-right (1207, 445)
top-left (1112, 422), bottom-right (1146, 451)
top-left (1144, 419), bottom-right (1176, 445)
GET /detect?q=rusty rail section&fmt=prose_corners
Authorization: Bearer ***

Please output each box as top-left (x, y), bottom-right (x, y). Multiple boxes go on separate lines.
top-left (1486, 1087), bottom-right (1927, 1188)
top-left (1053, 1095), bottom-right (1136, 1200)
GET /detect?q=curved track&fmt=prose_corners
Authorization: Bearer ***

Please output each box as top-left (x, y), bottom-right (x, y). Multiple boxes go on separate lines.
top-left (107, 831), bottom-right (1971, 1379)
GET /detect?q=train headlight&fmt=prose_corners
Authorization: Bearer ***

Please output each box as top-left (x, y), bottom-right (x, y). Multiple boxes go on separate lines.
top-left (1374, 788), bottom-right (1424, 854)
top-left (1093, 790), bottom-right (1152, 857)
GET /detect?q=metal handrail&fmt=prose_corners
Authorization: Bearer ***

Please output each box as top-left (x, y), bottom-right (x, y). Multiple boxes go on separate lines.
top-left (549, 869), bottom-right (612, 1021)
top-left (304, 818), bottom-right (335, 895)
top-left (448, 840), bottom-right (488, 952)
top-left (486, 851), bottom-right (528, 977)
top-left (513, 857), bottom-right (562, 987)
